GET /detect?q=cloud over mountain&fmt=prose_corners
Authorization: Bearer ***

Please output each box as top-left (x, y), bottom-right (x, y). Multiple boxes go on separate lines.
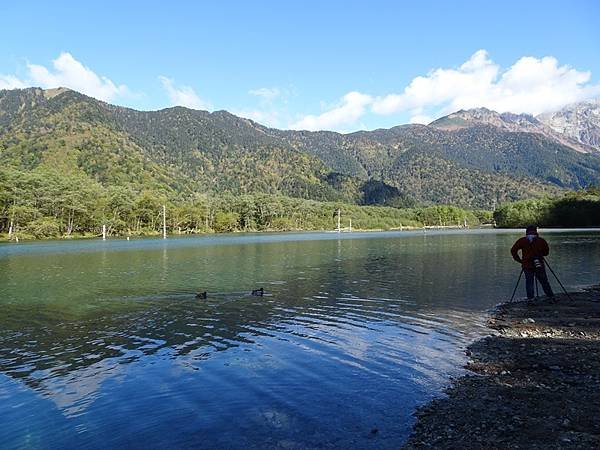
top-left (2, 50), bottom-right (598, 133)
top-left (291, 50), bottom-right (600, 131)
top-left (0, 53), bottom-right (129, 102)
top-left (372, 49), bottom-right (600, 117)
top-left (289, 91), bottom-right (372, 131)
top-left (158, 76), bottom-right (212, 110)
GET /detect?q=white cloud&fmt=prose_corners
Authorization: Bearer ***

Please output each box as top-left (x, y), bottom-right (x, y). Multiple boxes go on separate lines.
top-left (249, 87), bottom-right (281, 101)
top-left (27, 52), bottom-right (128, 101)
top-left (158, 76), bottom-right (212, 110)
top-left (289, 50), bottom-right (600, 132)
top-left (289, 91), bottom-right (372, 131)
top-left (233, 109), bottom-right (281, 128)
top-left (371, 49), bottom-right (600, 117)
top-left (0, 52), bottom-right (129, 102)
top-left (3, 50), bottom-right (598, 131)
top-left (238, 85), bottom-right (295, 128)
top-left (0, 74), bottom-right (27, 90)
top-left (409, 114), bottom-right (433, 125)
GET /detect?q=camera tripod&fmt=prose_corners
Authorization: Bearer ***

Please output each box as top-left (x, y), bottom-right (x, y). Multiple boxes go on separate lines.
top-left (509, 258), bottom-right (573, 302)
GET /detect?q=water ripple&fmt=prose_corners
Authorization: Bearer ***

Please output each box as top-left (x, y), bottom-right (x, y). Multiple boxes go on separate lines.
top-left (2, 231), bottom-right (597, 448)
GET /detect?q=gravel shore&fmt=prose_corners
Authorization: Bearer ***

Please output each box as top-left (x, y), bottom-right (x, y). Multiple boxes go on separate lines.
top-left (404, 286), bottom-right (600, 449)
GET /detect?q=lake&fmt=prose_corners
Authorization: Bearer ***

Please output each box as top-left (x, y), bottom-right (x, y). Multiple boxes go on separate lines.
top-left (1, 229), bottom-right (599, 449)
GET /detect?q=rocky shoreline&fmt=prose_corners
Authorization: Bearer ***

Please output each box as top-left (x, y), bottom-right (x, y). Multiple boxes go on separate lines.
top-left (404, 286), bottom-right (600, 449)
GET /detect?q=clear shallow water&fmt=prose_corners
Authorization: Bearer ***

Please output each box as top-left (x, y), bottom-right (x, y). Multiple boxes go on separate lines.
top-left (0, 229), bottom-right (599, 449)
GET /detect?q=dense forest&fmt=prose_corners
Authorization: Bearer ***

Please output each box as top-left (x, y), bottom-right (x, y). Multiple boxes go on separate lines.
top-left (4, 161), bottom-right (595, 239)
top-left (0, 165), bottom-right (493, 239)
top-left (493, 187), bottom-right (600, 228)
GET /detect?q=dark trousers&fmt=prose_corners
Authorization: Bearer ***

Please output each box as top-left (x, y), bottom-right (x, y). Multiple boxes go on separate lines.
top-left (524, 268), bottom-right (554, 299)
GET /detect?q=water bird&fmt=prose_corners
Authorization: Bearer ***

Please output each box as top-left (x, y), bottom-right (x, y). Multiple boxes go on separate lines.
top-left (196, 291), bottom-right (207, 299)
top-left (251, 287), bottom-right (264, 296)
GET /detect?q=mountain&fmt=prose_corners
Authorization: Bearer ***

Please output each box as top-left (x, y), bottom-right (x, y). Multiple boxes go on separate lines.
top-left (265, 124), bottom-right (569, 206)
top-left (0, 87), bottom-right (363, 204)
top-left (430, 107), bottom-right (597, 154)
top-left (2, 87), bottom-right (600, 209)
top-left (431, 107), bottom-right (543, 132)
top-left (537, 99), bottom-right (600, 150)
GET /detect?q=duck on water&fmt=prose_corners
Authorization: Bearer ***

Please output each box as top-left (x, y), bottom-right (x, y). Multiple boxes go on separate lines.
top-left (195, 287), bottom-right (264, 299)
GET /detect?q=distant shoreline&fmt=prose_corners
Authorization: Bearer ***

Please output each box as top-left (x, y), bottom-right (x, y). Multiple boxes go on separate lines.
top-left (2, 227), bottom-right (600, 246)
top-left (0, 225), bottom-right (454, 243)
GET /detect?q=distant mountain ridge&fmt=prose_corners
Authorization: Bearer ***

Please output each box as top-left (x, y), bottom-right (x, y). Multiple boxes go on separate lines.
top-left (1, 87), bottom-right (600, 209)
top-left (538, 99), bottom-right (600, 149)
top-left (430, 107), bottom-right (597, 154)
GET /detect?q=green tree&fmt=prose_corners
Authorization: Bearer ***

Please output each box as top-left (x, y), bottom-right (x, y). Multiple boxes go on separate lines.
top-left (213, 211), bottom-right (240, 232)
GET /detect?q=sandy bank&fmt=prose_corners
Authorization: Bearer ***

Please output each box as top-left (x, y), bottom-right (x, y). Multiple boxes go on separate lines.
top-left (404, 286), bottom-right (600, 449)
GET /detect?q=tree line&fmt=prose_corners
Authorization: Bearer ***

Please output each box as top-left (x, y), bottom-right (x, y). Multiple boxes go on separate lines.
top-left (0, 166), bottom-right (490, 240)
top-left (493, 187), bottom-right (600, 228)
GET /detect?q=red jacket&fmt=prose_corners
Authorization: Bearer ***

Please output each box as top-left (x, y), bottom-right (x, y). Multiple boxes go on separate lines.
top-left (511, 235), bottom-right (550, 270)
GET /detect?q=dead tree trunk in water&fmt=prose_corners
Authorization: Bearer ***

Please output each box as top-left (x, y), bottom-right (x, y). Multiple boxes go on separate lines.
top-left (162, 205), bottom-right (167, 239)
top-left (67, 211), bottom-right (74, 236)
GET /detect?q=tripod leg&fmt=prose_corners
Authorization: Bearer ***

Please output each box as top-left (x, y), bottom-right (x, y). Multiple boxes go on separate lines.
top-left (510, 268), bottom-right (524, 303)
top-left (544, 260), bottom-right (574, 301)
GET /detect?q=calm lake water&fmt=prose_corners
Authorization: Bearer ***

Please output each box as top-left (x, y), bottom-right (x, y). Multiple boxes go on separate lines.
top-left (1, 229), bottom-right (599, 449)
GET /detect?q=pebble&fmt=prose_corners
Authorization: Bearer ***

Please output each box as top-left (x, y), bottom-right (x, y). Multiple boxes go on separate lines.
top-left (404, 289), bottom-right (600, 450)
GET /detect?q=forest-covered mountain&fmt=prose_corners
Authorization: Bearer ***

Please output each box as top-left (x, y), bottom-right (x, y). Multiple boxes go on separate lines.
top-left (2, 87), bottom-right (600, 211)
top-left (0, 88), bottom-right (357, 203)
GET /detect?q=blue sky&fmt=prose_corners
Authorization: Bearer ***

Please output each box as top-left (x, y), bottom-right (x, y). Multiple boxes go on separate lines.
top-left (1, 0), bottom-right (599, 131)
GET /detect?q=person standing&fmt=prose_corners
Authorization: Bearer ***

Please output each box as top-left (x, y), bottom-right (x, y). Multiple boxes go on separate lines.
top-left (511, 225), bottom-right (554, 300)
